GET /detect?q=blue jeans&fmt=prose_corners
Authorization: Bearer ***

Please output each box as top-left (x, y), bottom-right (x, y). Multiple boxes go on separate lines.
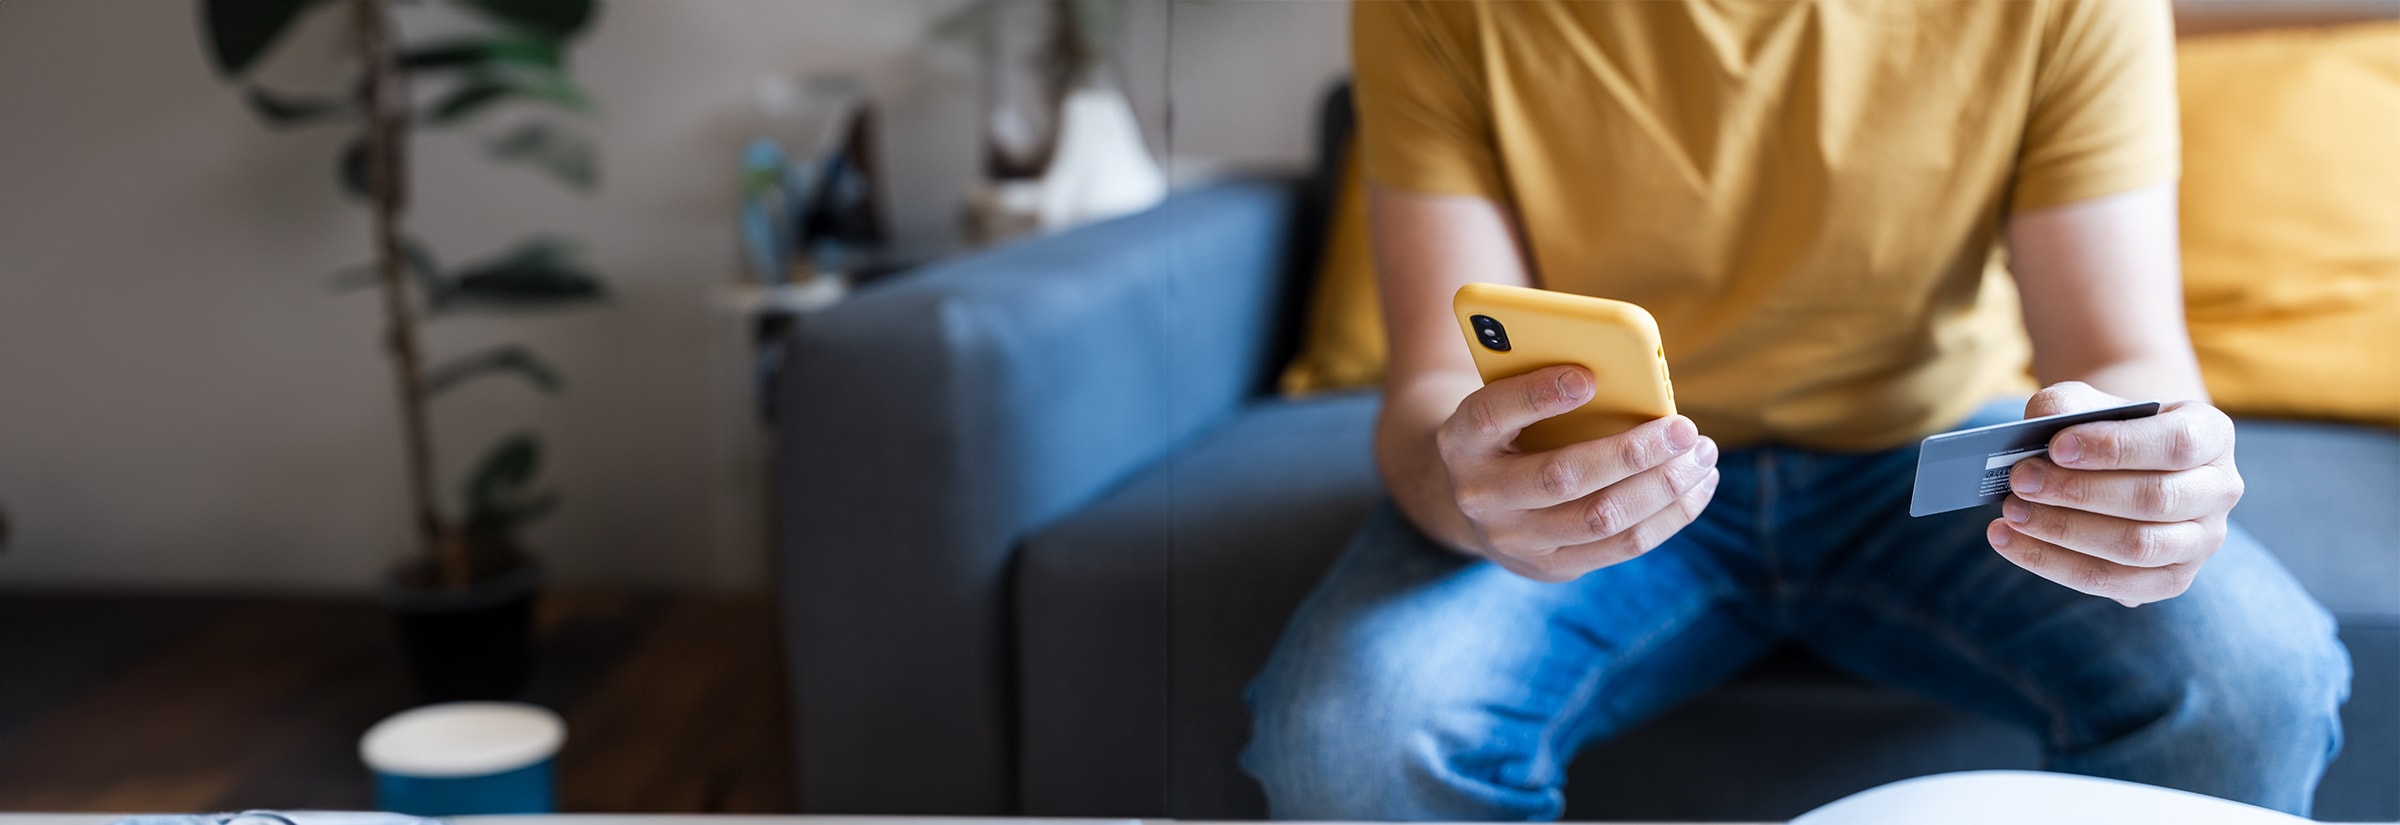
top-left (1241, 400), bottom-right (2350, 819)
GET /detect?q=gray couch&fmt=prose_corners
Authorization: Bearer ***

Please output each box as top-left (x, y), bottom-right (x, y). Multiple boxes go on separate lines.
top-left (775, 179), bottom-right (2399, 820)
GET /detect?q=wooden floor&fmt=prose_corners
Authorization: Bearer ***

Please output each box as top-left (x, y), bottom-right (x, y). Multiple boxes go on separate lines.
top-left (0, 592), bottom-right (794, 812)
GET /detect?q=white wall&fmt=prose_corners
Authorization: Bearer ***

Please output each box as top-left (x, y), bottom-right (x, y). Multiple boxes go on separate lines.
top-left (0, 0), bottom-right (1350, 592)
top-left (1156, 0), bottom-right (1353, 177)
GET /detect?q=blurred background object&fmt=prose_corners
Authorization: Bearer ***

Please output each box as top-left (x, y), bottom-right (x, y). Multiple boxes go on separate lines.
top-left (741, 73), bottom-right (886, 289)
top-left (199, 0), bottom-right (610, 702)
top-left (946, 0), bottom-right (1167, 244)
top-left (360, 701), bottom-right (568, 815)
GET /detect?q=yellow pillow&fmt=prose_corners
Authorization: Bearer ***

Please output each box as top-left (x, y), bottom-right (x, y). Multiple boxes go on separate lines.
top-left (2179, 22), bottom-right (2400, 426)
top-left (1278, 143), bottom-right (1387, 395)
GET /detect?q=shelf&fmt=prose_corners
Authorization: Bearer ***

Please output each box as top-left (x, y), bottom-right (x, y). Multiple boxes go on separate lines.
top-left (713, 277), bottom-right (851, 315)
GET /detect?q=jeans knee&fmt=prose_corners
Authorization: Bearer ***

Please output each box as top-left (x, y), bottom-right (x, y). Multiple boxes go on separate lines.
top-left (2059, 613), bottom-right (2351, 815)
top-left (1242, 670), bottom-right (1559, 820)
top-left (1243, 678), bottom-right (1422, 818)
top-left (2201, 631), bottom-right (2351, 753)
top-left (1244, 680), bottom-right (1394, 817)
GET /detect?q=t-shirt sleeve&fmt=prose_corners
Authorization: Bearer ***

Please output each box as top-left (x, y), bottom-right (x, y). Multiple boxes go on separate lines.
top-left (2011, 0), bottom-right (2181, 212)
top-left (1350, 0), bottom-right (1504, 199)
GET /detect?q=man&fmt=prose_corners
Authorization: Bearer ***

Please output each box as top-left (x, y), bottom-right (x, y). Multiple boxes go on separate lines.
top-left (1241, 0), bottom-right (2351, 818)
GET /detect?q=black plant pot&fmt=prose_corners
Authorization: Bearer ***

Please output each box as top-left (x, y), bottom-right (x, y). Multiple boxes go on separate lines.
top-left (383, 556), bottom-right (541, 703)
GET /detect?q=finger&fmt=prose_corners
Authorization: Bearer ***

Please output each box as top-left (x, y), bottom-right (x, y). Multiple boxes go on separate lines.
top-left (2048, 400), bottom-right (2234, 472)
top-left (1987, 520), bottom-right (2199, 606)
top-left (2023, 380), bottom-right (2127, 420)
top-left (1487, 439), bottom-right (1720, 550)
top-left (1440, 366), bottom-right (1595, 457)
top-left (2009, 458), bottom-right (2244, 523)
top-left (1469, 419), bottom-right (1704, 513)
top-left (1521, 468), bottom-right (1720, 582)
top-left (1999, 495), bottom-right (2221, 569)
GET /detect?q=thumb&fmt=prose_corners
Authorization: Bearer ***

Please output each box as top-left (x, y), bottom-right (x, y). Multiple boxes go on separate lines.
top-left (2024, 380), bottom-right (2130, 419)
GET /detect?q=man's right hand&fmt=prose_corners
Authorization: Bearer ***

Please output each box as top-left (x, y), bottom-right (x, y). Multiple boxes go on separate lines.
top-left (1437, 364), bottom-right (1721, 582)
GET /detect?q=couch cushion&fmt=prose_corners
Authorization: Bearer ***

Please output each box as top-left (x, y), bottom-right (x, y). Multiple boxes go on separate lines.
top-left (2227, 418), bottom-right (2400, 618)
top-left (1017, 391), bottom-right (1385, 817)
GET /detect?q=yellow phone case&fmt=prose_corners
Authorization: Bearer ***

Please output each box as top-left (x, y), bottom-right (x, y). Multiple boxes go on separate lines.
top-left (1453, 283), bottom-right (1677, 452)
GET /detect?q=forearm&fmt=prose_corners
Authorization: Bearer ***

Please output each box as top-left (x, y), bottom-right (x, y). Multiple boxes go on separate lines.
top-left (1362, 184), bottom-right (1536, 558)
top-left (2008, 184), bottom-right (2210, 407)
top-left (1374, 371), bottom-right (1489, 557)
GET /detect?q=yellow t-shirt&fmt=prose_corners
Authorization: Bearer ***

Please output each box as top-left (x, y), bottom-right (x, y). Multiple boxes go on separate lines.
top-left (1354, 0), bottom-right (2181, 450)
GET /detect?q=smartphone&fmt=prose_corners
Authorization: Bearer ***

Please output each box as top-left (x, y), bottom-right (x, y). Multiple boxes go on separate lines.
top-left (1454, 282), bottom-right (1677, 452)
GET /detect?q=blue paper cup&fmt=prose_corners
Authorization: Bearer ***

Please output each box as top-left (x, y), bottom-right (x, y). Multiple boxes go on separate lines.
top-left (361, 701), bottom-right (566, 815)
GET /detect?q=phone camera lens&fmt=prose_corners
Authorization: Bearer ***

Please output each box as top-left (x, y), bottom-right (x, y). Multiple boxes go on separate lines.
top-left (1470, 315), bottom-right (1511, 352)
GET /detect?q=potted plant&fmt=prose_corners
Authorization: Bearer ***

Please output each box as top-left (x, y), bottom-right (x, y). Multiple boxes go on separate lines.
top-left (200, 0), bottom-right (607, 701)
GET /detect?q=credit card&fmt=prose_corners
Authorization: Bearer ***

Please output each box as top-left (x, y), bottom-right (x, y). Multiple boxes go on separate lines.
top-left (1908, 400), bottom-right (2163, 517)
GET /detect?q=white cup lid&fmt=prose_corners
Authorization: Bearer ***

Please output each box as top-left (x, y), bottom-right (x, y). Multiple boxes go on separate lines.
top-left (360, 701), bottom-right (566, 778)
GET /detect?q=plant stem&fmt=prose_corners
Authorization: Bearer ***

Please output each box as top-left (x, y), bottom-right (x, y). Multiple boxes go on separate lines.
top-left (351, 0), bottom-right (462, 588)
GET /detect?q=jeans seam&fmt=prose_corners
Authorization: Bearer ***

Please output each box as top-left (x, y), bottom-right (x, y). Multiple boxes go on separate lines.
top-left (1532, 584), bottom-right (1732, 786)
top-left (1756, 451), bottom-right (1787, 623)
top-left (1814, 584), bottom-right (2076, 750)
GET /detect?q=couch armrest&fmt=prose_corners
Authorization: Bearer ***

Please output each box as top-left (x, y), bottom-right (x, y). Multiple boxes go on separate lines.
top-left (775, 180), bottom-right (1302, 813)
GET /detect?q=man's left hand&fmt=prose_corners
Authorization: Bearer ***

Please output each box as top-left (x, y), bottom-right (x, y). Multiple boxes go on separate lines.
top-left (1988, 381), bottom-right (2245, 607)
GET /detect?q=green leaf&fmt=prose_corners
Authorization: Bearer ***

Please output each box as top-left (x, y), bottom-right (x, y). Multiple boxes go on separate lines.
top-left (423, 344), bottom-right (564, 397)
top-left (461, 433), bottom-right (559, 534)
top-left (434, 237), bottom-right (607, 312)
top-left (329, 235), bottom-right (443, 295)
top-left (244, 86), bottom-right (349, 128)
top-left (466, 433), bottom-right (540, 506)
top-left (426, 68), bottom-right (594, 125)
top-left (488, 121), bottom-right (595, 191)
top-left (202, 0), bottom-right (323, 76)
top-left (402, 238), bottom-right (443, 297)
top-left (427, 81), bottom-right (510, 125)
top-left (453, 0), bottom-right (597, 40)
top-left (399, 35), bottom-right (562, 73)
